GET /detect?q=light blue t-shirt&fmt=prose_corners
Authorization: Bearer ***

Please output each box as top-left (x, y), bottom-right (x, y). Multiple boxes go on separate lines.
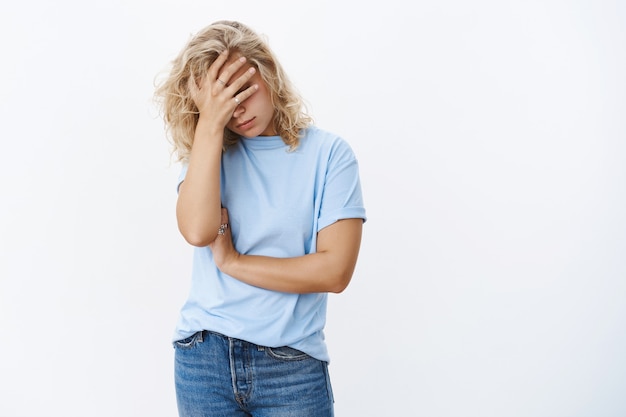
top-left (174, 126), bottom-right (366, 362)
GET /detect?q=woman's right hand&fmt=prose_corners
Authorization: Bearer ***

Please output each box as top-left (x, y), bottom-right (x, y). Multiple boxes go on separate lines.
top-left (187, 50), bottom-right (259, 131)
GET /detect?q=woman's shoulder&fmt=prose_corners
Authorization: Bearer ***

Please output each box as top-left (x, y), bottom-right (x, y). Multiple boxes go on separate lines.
top-left (296, 127), bottom-right (358, 169)
top-left (300, 126), bottom-right (351, 151)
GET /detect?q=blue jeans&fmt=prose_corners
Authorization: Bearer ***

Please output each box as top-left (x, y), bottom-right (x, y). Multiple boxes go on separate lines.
top-left (174, 330), bottom-right (334, 417)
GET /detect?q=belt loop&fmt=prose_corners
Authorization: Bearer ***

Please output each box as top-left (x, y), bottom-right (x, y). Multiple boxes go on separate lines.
top-left (197, 330), bottom-right (204, 343)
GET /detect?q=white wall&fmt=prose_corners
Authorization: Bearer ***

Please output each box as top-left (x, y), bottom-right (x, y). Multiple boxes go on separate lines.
top-left (1, 1), bottom-right (625, 416)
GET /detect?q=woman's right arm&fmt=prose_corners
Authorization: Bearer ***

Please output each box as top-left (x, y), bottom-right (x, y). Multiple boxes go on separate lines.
top-left (176, 119), bottom-right (224, 247)
top-left (176, 50), bottom-right (258, 246)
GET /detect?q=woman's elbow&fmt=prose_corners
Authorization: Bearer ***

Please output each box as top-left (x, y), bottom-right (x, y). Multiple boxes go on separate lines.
top-left (326, 271), bottom-right (354, 294)
top-left (178, 226), bottom-right (217, 247)
top-left (320, 253), bottom-right (358, 293)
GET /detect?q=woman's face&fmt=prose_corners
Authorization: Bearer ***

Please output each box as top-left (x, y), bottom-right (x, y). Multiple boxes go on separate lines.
top-left (225, 57), bottom-right (276, 138)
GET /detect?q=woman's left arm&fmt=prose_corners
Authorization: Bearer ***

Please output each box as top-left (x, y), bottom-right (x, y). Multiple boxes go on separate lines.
top-left (210, 209), bottom-right (363, 294)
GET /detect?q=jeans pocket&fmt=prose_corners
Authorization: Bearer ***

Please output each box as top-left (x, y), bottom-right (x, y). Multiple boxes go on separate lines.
top-left (173, 331), bottom-right (202, 350)
top-left (266, 346), bottom-right (310, 361)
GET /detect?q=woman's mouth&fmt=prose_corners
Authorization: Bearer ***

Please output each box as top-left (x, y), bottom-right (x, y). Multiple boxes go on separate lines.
top-left (237, 117), bottom-right (255, 130)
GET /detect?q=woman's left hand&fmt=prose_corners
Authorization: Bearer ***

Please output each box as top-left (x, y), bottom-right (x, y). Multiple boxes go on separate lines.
top-left (209, 208), bottom-right (240, 271)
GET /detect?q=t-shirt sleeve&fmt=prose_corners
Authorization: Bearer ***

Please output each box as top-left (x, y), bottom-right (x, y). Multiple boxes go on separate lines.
top-left (176, 164), bottom-right (189, 194)
top-left (317, 139), bottom-right (367, 231)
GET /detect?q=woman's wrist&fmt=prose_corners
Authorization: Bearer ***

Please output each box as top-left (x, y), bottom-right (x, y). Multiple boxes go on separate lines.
top-left (194, 117), bottom-right (225, 142)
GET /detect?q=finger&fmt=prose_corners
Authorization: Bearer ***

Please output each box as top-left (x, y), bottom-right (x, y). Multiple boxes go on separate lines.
top-left (221, 207), bottom-right (229, 224)
top-left (233, 82), bottom-right (260, 106)
top-left (207, 49), bottom-right (230, 81)
top-left (217, 56), bottom-right (250, 86)
top-left (187, 74), bottom-right (200, 101)
top-left (226, 66), bottom-right (258, 104)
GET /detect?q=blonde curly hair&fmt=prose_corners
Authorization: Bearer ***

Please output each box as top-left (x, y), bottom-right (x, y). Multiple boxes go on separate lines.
top-left (154, 20), bottom-right (313, 163)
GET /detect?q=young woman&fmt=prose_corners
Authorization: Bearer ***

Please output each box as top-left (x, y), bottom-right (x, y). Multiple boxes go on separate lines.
top-left (155, 20), bottom-right (366, 416)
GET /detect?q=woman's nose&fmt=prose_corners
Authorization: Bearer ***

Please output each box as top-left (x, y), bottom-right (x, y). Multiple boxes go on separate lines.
top-left (233, 103), bottom-right (245, 117)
